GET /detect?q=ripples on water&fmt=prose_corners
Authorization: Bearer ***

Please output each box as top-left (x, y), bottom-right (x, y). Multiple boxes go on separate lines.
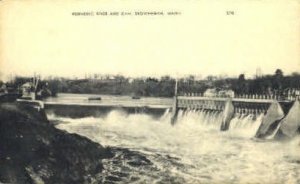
top-left (48, 109), bottom-right (300, 184)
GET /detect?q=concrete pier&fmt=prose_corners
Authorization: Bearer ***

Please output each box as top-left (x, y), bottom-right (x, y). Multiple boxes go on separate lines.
top-left (220, 99), bottom-right (234, 131)
top-left (275, 100), bottom-right (300, 139)
top-left (255, 101), bottom-right (285, 138)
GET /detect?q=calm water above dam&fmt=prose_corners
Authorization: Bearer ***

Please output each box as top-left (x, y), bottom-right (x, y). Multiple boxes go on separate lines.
top-left (46, 93), bottom-right (300, 184)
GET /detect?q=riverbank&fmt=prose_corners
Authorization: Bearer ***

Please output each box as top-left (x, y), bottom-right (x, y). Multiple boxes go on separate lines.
top-left (0, 102), bottom-right (112, 183)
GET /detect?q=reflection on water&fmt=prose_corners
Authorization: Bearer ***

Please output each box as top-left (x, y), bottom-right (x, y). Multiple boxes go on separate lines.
top-left (48, 108), bottom-right (300, 184)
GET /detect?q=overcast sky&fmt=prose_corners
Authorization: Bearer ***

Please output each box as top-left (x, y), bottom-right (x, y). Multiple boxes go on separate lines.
top-left (1, 0), bottom-right (300, 80)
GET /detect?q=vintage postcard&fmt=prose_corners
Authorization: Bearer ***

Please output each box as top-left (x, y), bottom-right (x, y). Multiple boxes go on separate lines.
top-left (0, 0), bottom-right (300, 183)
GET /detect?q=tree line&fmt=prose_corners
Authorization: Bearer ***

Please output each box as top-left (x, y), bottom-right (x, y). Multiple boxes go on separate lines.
top-left (1, 69), bottom-right (300, 98)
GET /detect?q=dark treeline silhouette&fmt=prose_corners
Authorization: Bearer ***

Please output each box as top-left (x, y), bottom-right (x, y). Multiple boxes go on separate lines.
top-left (232, 70), bottom-right (300, 96)
top-left (2, 69), bottom-right (300, 98)
top-left (44, 76), bottom-right (176, 97)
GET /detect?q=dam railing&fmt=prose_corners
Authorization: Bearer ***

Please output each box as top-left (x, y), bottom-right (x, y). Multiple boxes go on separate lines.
top-left (179, 92), bottom-right (300, 101)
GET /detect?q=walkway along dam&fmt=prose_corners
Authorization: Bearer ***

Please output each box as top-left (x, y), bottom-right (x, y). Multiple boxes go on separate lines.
top-left (17, 93), bottom-right (300, 140)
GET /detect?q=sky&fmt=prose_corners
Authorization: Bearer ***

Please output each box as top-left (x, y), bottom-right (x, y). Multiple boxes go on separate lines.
top-left (1, 0), bottom-right (300, 80)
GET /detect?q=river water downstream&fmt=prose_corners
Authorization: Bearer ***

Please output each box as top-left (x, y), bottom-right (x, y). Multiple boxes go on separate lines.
top-left (46, 94), bottom-right (300, 184)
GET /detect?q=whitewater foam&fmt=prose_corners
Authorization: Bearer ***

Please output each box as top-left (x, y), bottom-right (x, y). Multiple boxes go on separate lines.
top-left (48, 109), bottom-right (300, 184)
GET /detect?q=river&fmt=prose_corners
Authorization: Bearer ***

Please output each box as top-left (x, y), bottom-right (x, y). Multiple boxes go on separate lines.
top-left (46, 93), bottom-right (300, 184)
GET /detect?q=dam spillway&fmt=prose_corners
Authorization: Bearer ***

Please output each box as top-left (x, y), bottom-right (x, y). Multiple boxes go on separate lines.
top-left (174, 96), bottom-right (297, 139)
top-left (177, 96), bottom-right (291, 113)
top-left (43, 101), bottom-right (170, 118)
top-left (17, 94), bottom-right (299, 139)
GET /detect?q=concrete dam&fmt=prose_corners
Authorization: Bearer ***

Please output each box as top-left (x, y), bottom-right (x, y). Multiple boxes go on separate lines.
top-left (18, 94), bottom-right (300, 140)
top-left (172, 95), bottom-right (299, 139)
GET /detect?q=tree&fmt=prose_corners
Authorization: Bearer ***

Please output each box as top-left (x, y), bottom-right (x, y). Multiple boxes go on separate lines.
top-left (273, 69), bottom-right (284, 91)
top-left (238, 74), bottom-right (245, 81)
top-left (236, 73), bottom-right (247, 94)
top-left (275, 69), bottom-right (283, 78)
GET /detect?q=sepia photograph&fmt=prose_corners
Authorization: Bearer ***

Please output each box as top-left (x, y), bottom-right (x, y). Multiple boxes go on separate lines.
top-left (0, 0), bottom-right (300, 183)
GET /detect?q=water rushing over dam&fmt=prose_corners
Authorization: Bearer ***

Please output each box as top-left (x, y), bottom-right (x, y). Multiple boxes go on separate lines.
top-left (175, 109), bottom-right (265, 138)
top-left (172, 95), bottom-right (298, 139)
top-left (48, 107), bottom-right (300, 183)
top-left (20, 93), bottom-right (299, 139)
top-left (18, 93), bottom-right (300, 183)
